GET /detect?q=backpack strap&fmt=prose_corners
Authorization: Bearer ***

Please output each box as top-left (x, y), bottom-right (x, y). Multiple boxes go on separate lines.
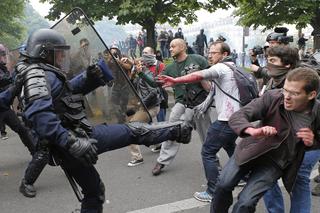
top-left (212, 62), bottom-right (243, 105)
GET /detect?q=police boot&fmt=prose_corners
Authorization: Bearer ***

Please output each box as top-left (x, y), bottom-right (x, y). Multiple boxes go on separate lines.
top-left (127, 121), bottom-right (193, 145)
top-left (19, 178), bottom-right (36, 198)
top-left (175, 121), bottom-right (193, 144)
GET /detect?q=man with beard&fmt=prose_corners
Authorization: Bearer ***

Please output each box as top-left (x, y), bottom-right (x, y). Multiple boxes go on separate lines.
top-left (157, 41), bottom-right (241, 202)
top-left (151, 38), bottom-right (212, 176)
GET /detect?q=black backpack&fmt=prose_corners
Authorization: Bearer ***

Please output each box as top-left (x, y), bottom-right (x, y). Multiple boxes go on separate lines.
top-left (212, 62), bottom-right (259, 106)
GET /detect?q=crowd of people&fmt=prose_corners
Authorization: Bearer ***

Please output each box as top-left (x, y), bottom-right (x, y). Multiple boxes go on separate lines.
top-left (0, 23), bottom-right (320, 213)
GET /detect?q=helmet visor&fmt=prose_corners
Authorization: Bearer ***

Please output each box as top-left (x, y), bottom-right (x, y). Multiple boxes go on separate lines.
top-left (53, 48), bottom-right (70, 73)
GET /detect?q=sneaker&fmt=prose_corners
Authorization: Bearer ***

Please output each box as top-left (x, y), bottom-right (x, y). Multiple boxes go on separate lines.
top-left (19, 179), bottom-right (36, 198)
top-left (312, 183), bottom-right (320, 197)
top-left (1, 134), bottom-right (8, 140)
top-left (193, 191), bottom-right (212, 202)
top-left (152, 163), bottom-right (164, 176)
top-left (127, 159), bottom-right (144, 167)
top-left (150, 145), bottom-right (161, 153)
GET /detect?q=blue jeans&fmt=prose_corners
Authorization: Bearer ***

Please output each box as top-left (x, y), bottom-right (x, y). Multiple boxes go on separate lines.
top-left (263, 149), bottom-right (320, 213)
top-left (211, 155), bottom-right (283, 213)
top-left (201, 120), bottom-right (237, 195)
top-left (157, 108), bottom-right (166, 122)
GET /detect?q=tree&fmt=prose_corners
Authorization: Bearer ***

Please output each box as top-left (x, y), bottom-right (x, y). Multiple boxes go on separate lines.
top-left (23, 3), bottom-right (50, 36)
top-left (0, 0), bottom-right (26, 48)
top-left (231, 0), bottom-right (320, 49)
top-left (41, 0), bottom-right (234, 48)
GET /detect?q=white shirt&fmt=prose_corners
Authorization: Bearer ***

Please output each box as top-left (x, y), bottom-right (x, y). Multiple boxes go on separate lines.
top-left (201, 62), bottom-right (240, 121)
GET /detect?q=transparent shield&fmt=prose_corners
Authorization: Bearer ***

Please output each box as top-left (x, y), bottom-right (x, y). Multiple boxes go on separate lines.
top-left (51, 8), bottom-right (151, 124)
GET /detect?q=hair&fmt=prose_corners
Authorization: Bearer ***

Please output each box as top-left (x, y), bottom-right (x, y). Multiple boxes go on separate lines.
top-left (143, 46), bottom-right (155, 54)
top-left (80, 38), bottom-right (89, 45)
top-left (210, 41), bottom-right (231, 56)
top-left (286, 67), bottom-right (320, 93)
top-left (267, 46), bottom-right (299, 68)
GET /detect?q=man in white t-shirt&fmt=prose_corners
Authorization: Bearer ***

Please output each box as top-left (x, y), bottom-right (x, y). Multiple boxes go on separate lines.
top-left (158, 41), bottom-right (240, 202)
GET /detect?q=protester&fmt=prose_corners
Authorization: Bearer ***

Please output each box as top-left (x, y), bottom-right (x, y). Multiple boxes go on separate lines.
top-left (158, 41), bottom-right (240, 202)
top-left (195, 29), bottom-right (208, 56)
top-left (211, 67), bottom-right (320, 213)
top-left (151, 38), bottom-right (212, 176)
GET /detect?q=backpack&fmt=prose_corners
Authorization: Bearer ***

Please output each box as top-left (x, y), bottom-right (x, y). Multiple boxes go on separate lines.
top-left (212, 62), bottom-right (259, 106)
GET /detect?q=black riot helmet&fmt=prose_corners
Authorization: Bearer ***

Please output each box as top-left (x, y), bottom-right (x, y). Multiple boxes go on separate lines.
top-left (266, 27), bottom-right (293, 46)
top-left (23, 29), bottom-right (70, 64)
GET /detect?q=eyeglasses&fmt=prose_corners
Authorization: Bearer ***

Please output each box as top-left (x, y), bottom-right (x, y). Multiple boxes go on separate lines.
top-left (281, 88), bottom-right (301, 97)
top-left (208, 51), bottom-right (221, 55)
top-left (0, 51), bottom-right (6, 56)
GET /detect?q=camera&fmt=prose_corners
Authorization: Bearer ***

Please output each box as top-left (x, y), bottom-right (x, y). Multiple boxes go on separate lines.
top-left (266, 27), bottom-right (293, 44)
top-left (251, 45), bottom-right (264, 56)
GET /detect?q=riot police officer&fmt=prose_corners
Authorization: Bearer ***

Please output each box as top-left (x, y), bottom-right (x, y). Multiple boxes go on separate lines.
top-left (8, 28), bottom-right (192, 213)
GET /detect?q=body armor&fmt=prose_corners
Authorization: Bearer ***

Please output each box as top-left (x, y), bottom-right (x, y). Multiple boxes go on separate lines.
top-left (16, 62), bottom-right (92, 134)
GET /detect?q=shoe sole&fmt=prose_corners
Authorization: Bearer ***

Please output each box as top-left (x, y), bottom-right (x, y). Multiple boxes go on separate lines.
top-left (19, 187), bottom-right (36, 198)
top-left (193, 195), bottom-right (212, 202)
top-left (127, 161), bottom-right (144, 167)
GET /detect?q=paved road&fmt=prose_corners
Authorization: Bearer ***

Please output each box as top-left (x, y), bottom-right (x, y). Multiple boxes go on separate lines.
top-left (0, 125), bottom-right (319, 213)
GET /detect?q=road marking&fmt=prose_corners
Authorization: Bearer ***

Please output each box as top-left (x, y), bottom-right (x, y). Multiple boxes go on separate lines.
top-left (127, 169), bottom-right (318, 213)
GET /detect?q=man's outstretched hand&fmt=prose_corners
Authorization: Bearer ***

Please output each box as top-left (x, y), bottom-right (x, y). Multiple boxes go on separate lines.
top-left (156, 75), bottom-right (177, 88)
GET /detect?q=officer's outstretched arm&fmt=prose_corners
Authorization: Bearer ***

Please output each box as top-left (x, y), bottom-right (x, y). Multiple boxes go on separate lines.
top-left (69, 59), bottom-right (113, 94)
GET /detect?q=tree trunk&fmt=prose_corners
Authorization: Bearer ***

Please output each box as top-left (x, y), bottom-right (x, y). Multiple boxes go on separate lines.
top-left (310, 9), bottom-right (320, 50)
top-left (142, 18), bottom-right (156, 50)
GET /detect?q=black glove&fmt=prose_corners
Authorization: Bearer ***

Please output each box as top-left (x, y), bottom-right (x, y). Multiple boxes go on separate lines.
top-left (86, 64), bottom-right (106, 85)
top-left (66, 133), bottom-right (98, 166)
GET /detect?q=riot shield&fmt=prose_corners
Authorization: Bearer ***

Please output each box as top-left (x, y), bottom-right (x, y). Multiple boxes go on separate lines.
top-left (51, 8), bottom-right (151, 124)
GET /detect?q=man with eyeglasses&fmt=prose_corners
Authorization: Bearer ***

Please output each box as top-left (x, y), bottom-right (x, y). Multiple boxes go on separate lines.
top-left (260, 46), bottom-right (320, 213)
top-left (211, 67), bottom-right (320, 213)
top-left (157, 41), bottom-right (241, 202)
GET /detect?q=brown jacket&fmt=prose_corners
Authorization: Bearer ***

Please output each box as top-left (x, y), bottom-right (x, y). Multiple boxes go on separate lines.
top-left (229, 89), bottom-right (320, 193)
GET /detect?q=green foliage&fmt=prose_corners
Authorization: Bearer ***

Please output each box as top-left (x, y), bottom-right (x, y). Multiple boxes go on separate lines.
top-left (23, 3), bottom-right (50, 36)
top-left (95, 19), bottom-right (127, 45)
top-left (233, 0), bottom-right (320, 30)
top-left (0, 1), bottom-right (50, 49)
top-left (40, 0), bottom-right (236, 47)
top-left (0, 0), bottom-right (25, 48)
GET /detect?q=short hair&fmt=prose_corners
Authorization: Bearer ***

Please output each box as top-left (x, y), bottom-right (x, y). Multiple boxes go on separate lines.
top-left (286, 67), bottom-right (320, 93)
top-left (267, 46), bottom-right (299, 68)
top-left (80, 38), bottom-right (89, 46)
top-left (211, 41), bottom-right (230, 56)
top-left (143, 46), bottom-right (155, 54)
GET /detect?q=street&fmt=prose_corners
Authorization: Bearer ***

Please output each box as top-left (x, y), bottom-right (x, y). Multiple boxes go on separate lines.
top-left (0, 124), bottom-right (319, 213)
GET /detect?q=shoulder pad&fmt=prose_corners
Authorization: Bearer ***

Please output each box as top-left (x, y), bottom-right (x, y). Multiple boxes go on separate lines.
top-left (23, 65), bottom-right (49, 104)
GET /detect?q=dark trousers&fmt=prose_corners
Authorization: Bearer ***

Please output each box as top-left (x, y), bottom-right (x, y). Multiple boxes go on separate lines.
top-left (211, 155), bottom-right (283, 213)
top-left (32, 123), bottom-right (179, 213)
top-left (202, 121), bottom-right (237, 195)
